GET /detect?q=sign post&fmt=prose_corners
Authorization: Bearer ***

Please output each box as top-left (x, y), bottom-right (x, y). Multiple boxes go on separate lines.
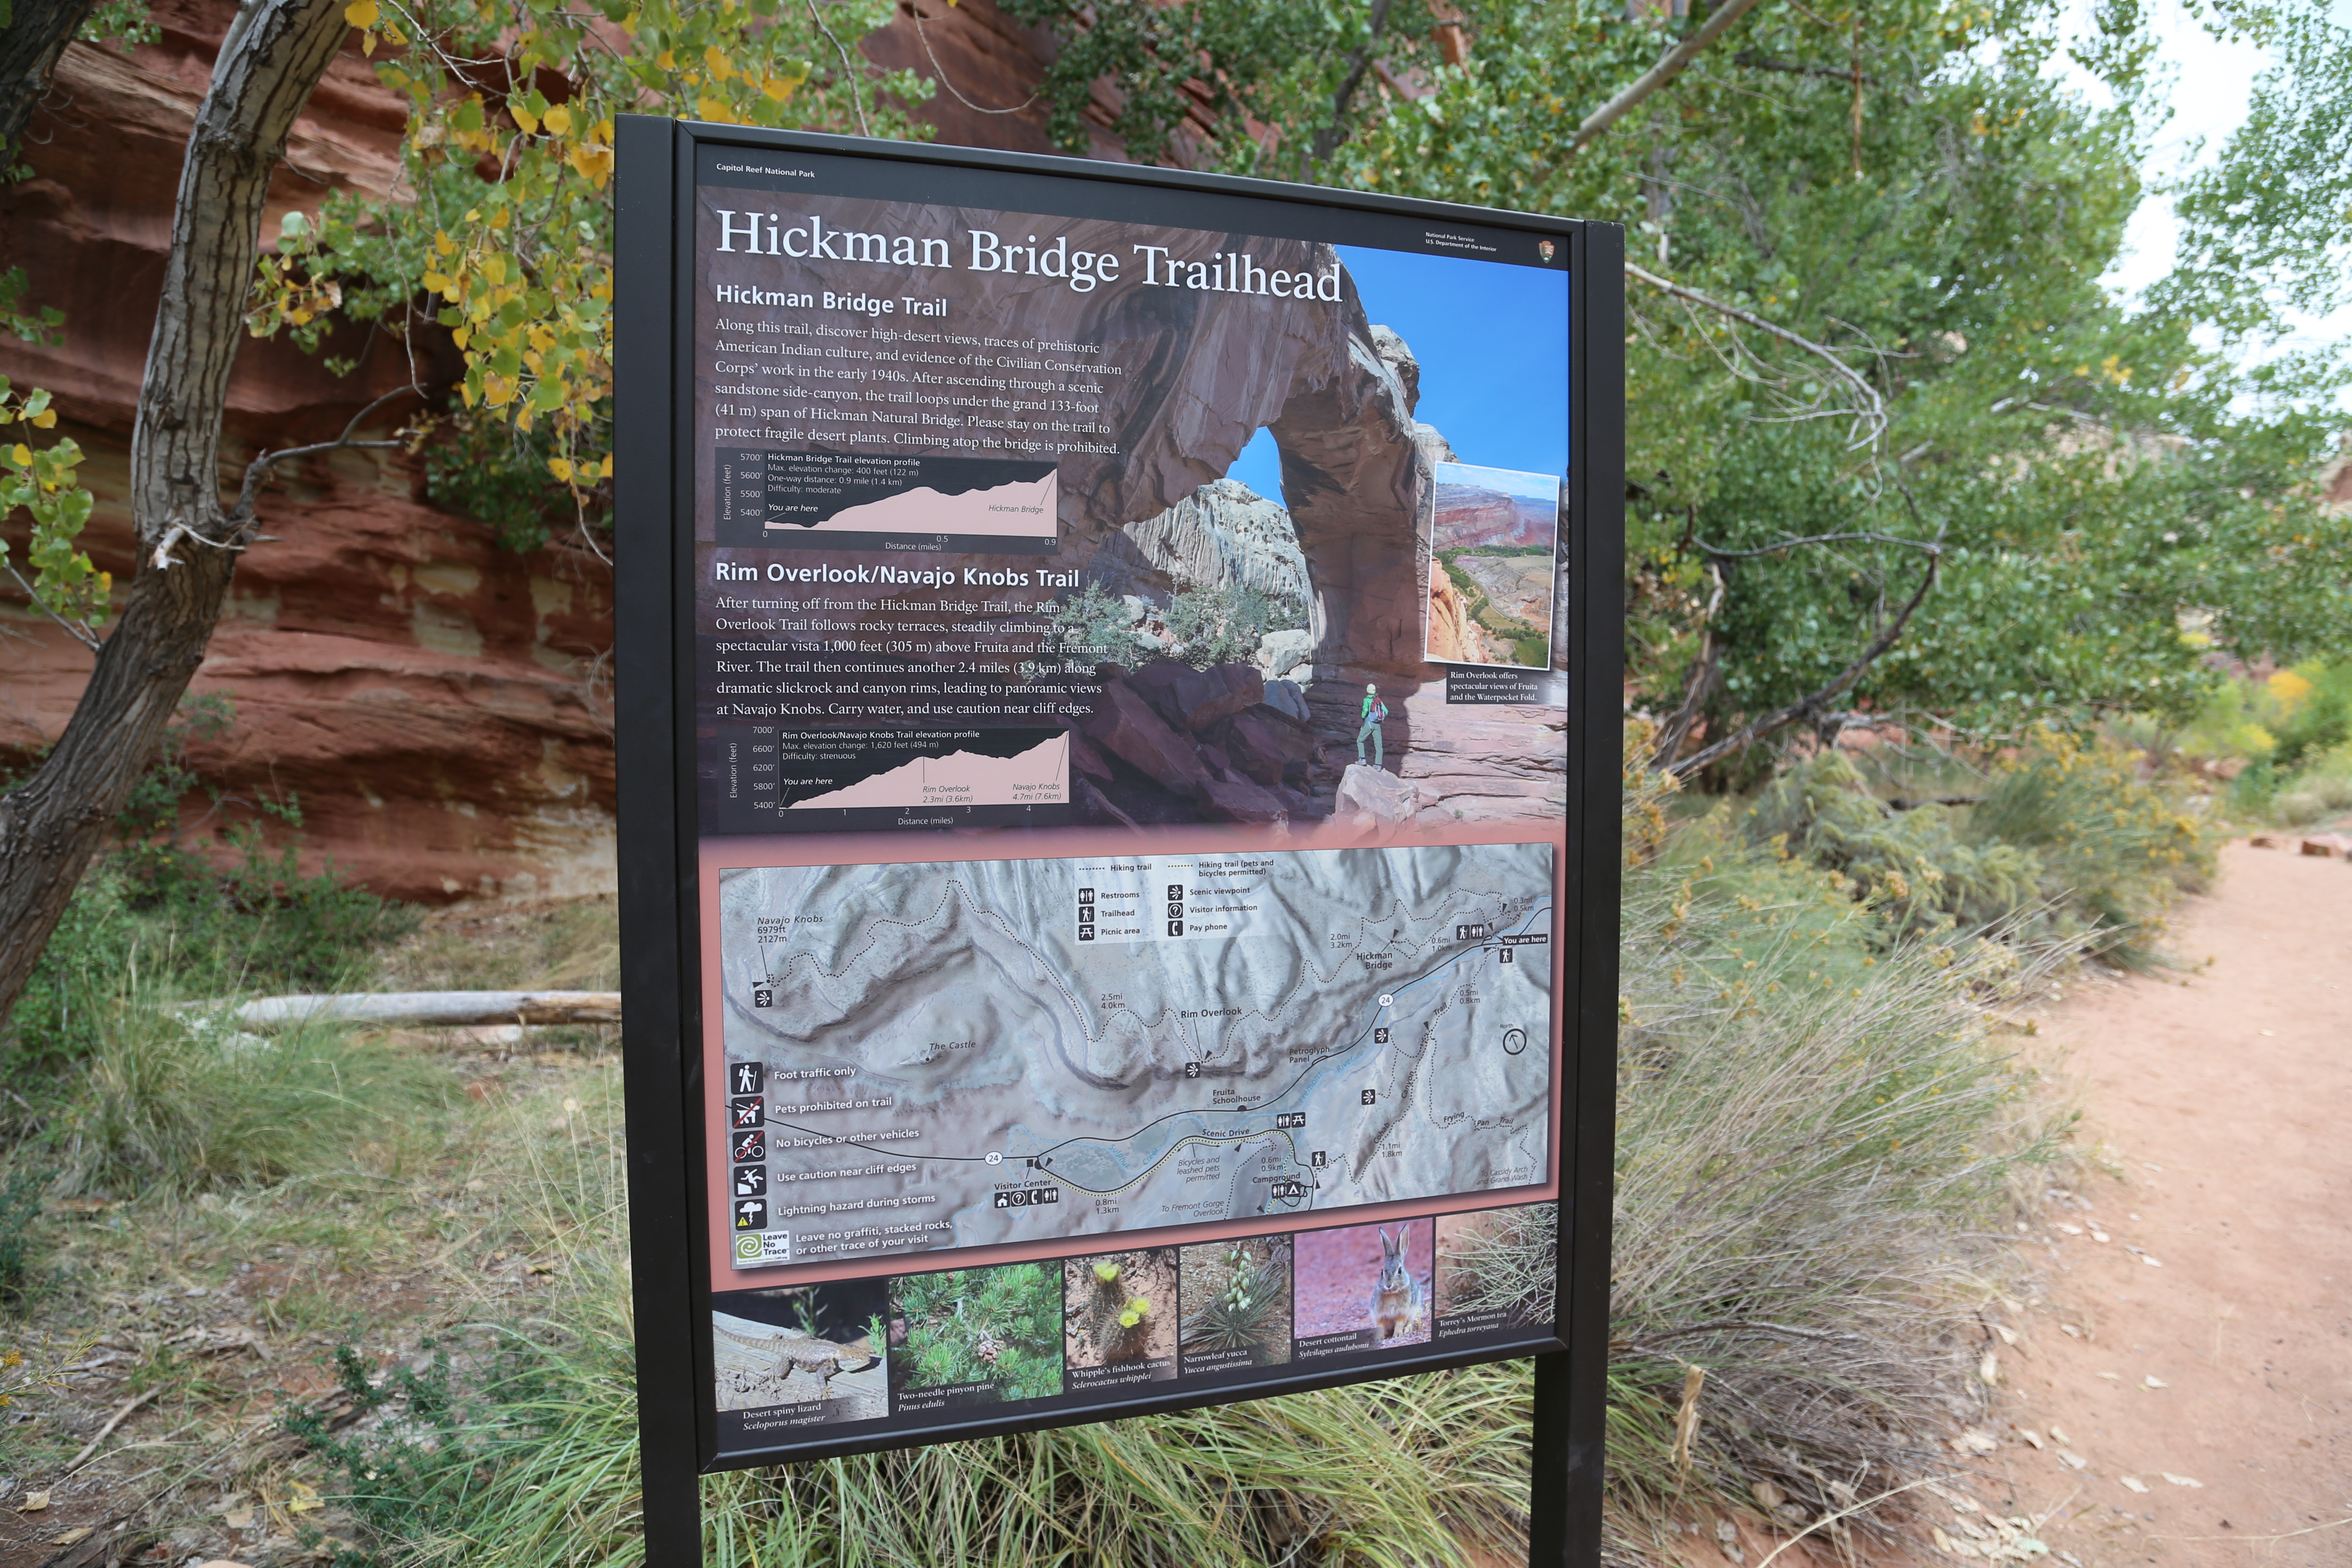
top-left (613, 115), bottom-right (1622, 1565)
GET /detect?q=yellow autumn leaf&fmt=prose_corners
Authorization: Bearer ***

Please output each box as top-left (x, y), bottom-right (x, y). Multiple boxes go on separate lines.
top-left (657, 48), bottom-right (676, 68)
top-left (9, 444), bottom-right (31, 466)
top-left (761, 68), bottom-right (805, 101)
top-left (704, 45), bottom-right (734, 80)
top-left (598, 453), bottom-right (614, 478)
top-left (548, 456), bottom-right (574, 482)
top-left (543, 103), bottom-right (572, 136)
top-left (344, 0), bottom-right (379, 26)
top-left (434, 230), bottom-right (455, 256)
top-left (510, 101), bottom-right (541, 135)
top-left (695, 96), bottom-right (732, 123)
top-left (568, 142), bottom-right (614, 186)
top-left (30, 410), bottom-right (55, 428)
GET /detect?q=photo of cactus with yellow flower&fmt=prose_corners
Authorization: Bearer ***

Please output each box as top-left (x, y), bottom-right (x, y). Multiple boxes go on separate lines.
top-left (1062, 1248), bottom-right (1177, 1375)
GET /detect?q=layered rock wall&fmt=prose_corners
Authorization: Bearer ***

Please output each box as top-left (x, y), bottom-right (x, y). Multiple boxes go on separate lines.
top-left (1093, 478), bottom-right (1310, 606)
top-left (0, 0), bottom-right (616, 902)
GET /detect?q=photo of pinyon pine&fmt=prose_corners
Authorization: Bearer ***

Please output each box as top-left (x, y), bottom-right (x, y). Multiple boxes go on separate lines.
top-left (887, 1263), bottom-right (1063, 1404)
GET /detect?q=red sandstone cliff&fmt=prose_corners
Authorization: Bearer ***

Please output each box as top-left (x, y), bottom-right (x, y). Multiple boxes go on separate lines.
top-left (0, 0), bottom-right (1115, 904)
top-left (0, 0), bottom-right (617, 902)
top-left (1425, 560), bottom-right (1485, 665)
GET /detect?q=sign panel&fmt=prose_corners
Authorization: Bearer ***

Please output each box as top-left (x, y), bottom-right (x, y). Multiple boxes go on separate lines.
top-left (615, 120), bottom-right (1620, 1553)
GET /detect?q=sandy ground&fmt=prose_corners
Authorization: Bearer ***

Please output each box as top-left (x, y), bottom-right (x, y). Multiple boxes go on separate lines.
top-left (1964, 841), bottom-right (2352, 1565)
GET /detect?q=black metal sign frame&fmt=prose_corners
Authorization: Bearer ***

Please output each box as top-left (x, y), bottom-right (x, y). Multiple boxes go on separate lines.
top-left (612, 114), bottom-right (1622, 1566)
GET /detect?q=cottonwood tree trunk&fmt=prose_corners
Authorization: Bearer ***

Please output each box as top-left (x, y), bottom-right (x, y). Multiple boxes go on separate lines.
top-left (0, 0), bottom-right (103, 155)
top-left (0, 0), bottom-right (353, 1026)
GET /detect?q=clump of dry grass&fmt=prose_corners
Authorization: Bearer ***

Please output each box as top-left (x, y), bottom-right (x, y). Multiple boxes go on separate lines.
top-left (1590, 752), bottom-right (2068, 1557)
top-left (378, 897), bottom-right (620, 994)
top-left (52, 976), bottom-right (450, 1199)
top-left (348, 1069), bottom-right (1532, 1568)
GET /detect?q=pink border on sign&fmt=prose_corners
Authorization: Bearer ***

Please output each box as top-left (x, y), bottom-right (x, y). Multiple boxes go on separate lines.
top-left (697, 815), bottom-right (1568, 1288)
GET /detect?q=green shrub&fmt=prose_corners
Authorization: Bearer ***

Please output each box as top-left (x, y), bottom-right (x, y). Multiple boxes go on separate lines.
top-left (1594, 751), bottom-right (2068, 1546)
top-left (4, 696), bottom-right (416, 1082)
top-left (0, 1161), bottom-right (47, 1305)
top-left (2268, 662), bottom-right (2352, 772)
top-left (1738, 733), bottom-right (2214, 967)
top-left (285, 1341), bottom-right (544, 1568)
top-left (2272, 743), bottom-right (2352, 826)
top-left (1046, 581), bottom-right (1147, 666)
top-left (1166, 582), bottom-right (1281, 668)
top-left (422, 413), bottom-right (600, 554)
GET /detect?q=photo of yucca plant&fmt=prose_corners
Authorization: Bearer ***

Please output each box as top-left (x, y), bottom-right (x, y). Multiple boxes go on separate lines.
top-left (1179, 1236), bottom-right (1294, 1366)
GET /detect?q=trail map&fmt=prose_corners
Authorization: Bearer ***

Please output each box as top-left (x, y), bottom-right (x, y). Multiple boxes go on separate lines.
top-left (717, 842), bottom-right (1554, 1268)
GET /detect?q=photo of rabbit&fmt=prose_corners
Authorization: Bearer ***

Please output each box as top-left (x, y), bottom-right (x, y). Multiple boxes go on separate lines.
top-left (1368, 1225), bottom-right (1428, 1342)
top-left (1292, 1217), bottom-right (1434, 1348)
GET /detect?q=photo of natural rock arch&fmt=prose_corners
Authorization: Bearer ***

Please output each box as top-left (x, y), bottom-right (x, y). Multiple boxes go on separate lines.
top-left (750, 192), bottom-right (1570, 837)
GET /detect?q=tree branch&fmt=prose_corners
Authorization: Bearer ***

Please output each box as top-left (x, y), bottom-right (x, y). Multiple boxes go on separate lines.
top-left (1572, 0), bottom-right (1767, 153)
top-left (1625, 259), bottom-right (1887, 448)
top-left (805, 0), bottom-right (871, 138)
top-left (1731, 49), bottom-right (1877, 86)
top-left (1310, 0), bottom-right (1396, 165)
top-left (907, 3), bottom-right (1039, 115)
top-left (1650, 558), bottom-right (1723, 768)
top-left (233, 381), bottom-right (423, 518)
top-left (0, 0), bottom-right (102, 156)
top-left (3, 561), bottom-right (101, 652)
top-left (1666, 545), bottom-right (1939, 778)
top-left (1694, 528), bottom-right (1935, 559)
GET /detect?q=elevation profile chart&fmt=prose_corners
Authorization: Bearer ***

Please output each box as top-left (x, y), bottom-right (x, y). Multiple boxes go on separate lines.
top-left (698, 725), bottom-right (1072, 835)
top-left (715, 450), bottom-right (1059, 553)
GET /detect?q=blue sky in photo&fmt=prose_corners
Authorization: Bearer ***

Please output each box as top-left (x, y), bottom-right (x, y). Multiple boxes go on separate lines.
top-left (1228, 245), bottom-right (1570, 502)
top-left (1436, 460), bottom-right (1560, 501)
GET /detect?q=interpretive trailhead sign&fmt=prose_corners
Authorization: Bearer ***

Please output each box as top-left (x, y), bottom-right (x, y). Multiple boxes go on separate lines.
top-left (612, 118), bottom-right (1623, 1566)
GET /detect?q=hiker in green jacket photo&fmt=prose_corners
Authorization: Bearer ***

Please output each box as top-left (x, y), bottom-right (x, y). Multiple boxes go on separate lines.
top-left (1356, 683), bottom-right (1388, 769)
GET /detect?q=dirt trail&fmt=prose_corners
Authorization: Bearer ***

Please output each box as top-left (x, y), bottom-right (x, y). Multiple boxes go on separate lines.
top-left (1973, 842), bottom-right (2352, 1565)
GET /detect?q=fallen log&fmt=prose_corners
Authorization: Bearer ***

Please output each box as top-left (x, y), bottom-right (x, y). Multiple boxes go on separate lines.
top-left (207, 991), bottom-right (623, 1031)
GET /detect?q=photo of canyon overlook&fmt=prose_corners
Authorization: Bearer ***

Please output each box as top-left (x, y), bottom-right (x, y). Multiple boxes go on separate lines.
top-left (1424, 462), bottom-right (1562, 668)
